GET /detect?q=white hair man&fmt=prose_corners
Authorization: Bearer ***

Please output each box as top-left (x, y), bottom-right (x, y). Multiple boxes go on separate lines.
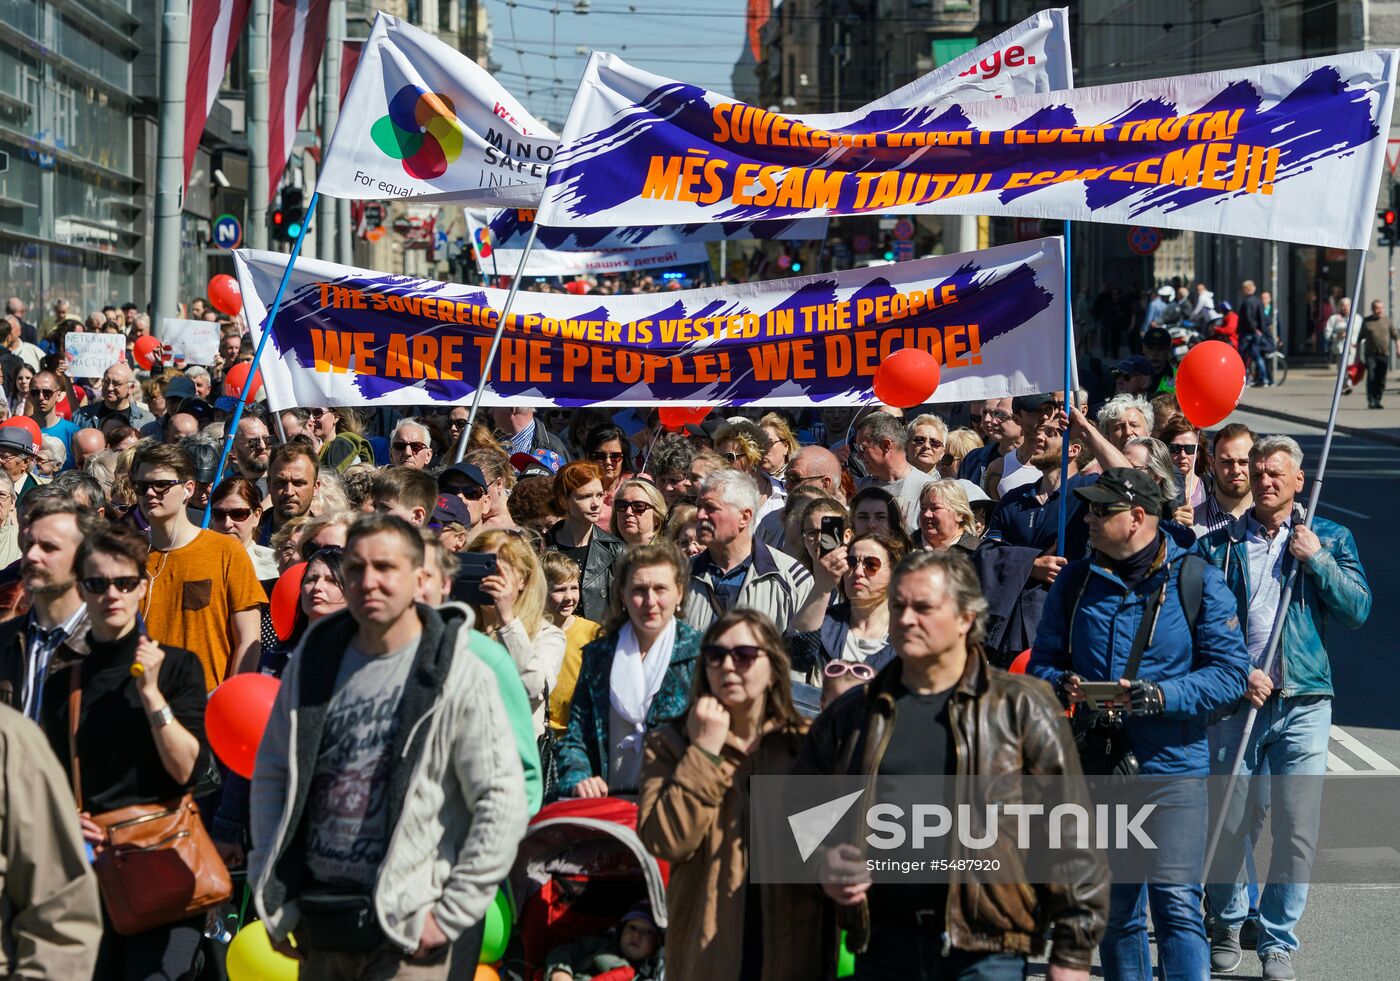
top-left (1096, 394), bottom-right (1154, 452)
top-left (389, 417), bottom-right (434, 470)
top-left (681, 470), bottom-right (812, 635)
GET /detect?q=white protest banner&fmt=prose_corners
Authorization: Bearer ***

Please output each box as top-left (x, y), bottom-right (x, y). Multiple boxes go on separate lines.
top-left (161, 318), bottom-right (222, 365)
top-left (318, 12), bottom-right (556, 206)
top-left (234, 237), bottom-right (1065, 410)
top-left (65, 333), bottom-right (127, 379)
top-left (463, 211), bottom-right (710, 277)
top-left (537, 47), bottom-right (1398, 249)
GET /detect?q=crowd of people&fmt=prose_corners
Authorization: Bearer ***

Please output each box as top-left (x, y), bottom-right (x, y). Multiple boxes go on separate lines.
top-left (0, 287), bottom-right (1374, 981)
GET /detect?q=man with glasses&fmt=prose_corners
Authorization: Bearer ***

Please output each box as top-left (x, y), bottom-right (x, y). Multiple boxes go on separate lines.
top-left (74, 362), bottom-right (155, 432)
top-left (437, 462), bottom-right (489, 531)
top-left (131, 443), bottom-right (266, 691)
top-left (853, 412), bottom-right (937, 531)
top-left (1029, 467), bottom-right (1247, 981)
top-left (490, 405), bottom-right (570, 463)
top-left (956, 396), bottom-right (1023, 486)
top-left (389, 418), bottom-right (434, 470)
top-left (29, 370), bottom-right (78, 468)
top-left (0, 492), bottom-right (96, 719)
top-left (783, 446), bottom-right (845, 502)
top-left (981, 393), bottom-right (1065, 501)
top-left (232, 415), bottom-right (275, 494)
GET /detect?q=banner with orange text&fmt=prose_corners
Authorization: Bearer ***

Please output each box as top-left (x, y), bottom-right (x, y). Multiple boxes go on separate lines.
top-left (233, 237), bottom-right (1065, 409)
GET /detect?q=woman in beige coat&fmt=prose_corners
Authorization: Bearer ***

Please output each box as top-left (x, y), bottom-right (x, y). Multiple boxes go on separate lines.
top-left (639, 609), bottom-right (830, 981)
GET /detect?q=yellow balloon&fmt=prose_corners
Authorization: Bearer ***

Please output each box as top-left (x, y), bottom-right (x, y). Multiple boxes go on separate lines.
top-left (474, 965), bottom-right (500, 981)
top-left (226, 921), bottom-right (299, 981)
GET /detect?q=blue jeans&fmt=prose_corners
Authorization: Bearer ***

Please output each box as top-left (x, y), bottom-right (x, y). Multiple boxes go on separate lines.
top-left (1241, 335), bottom-right (1273, 384)
top-left (1101, 780), bottom-right (1209, 981)
top-left (854, 921), bottom-right (1026, 981)
top-left (1207, 695), bottom-right (1331, 954)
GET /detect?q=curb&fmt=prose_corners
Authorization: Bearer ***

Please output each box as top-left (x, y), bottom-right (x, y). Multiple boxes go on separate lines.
top-left (1238, 401), bottom-right (1400, 449)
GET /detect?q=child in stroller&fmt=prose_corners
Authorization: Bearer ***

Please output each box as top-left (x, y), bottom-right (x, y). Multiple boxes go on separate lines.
top-left (545, 902), bottom-right (663, 981)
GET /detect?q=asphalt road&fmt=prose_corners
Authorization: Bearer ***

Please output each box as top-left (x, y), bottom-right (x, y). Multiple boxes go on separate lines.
top-left (1029, 410), bottom-right (1400, 980)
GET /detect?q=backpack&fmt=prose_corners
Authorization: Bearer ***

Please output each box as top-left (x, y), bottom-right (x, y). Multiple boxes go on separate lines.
top-left (1061, 552), bottom-right (1206, 636)
top-left (318, 431), bottom-right (374, 473)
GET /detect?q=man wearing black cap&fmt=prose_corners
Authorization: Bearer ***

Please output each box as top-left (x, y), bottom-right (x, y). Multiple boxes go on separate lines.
top-left (1112, 355), bottom-right (1156, 398)
top-left (981, 392), bottom-right (1063, 501)
top-left (1029, 467), bottom-right (1247, 980)
top-left (438, 462), bottom-right (489, 531)
top-left (1141, 327), bottom-right (1177, 395)
top-left (430, 494), bottom-right (473, 553)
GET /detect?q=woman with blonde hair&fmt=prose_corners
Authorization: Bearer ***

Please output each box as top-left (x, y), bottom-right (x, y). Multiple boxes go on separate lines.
top-left (758, 412), bottom-right (800, 478)
top-left (905, 413), bottom-right (949, 474)
top-left (666, 502), bottom-right (704, 558)
top-left (916, 479), bottom-right (981, 553)
top-left (610, 477), bottom-right (669, 546)
top-left (465, 529), bottom-right (566, 736)
top-left (939, 427), bottom-right (984, 479)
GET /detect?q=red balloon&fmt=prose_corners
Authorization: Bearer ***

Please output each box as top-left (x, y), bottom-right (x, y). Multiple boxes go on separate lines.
top-left (1175, 340), bottom-right (1246, 429)
top-left (0, 418), bottom-right (39, 451)
top-left (133, 335), bottom-right (162, 370)
top-left (208, 274), bottom-right (242, 316)
top-left (270, 561), bottom-right (307, 642)
top-left (564, 280), bottom-right (589, 296)
top-left (223, 361), bottom-right (264, 401)
top-left (206, 674), bottom-right (281, 778)
top-left (872, 348), bottom-right (941, 408)
top-left (1009, 649), bottom-right (1031, 674)
top-left (657, 406), bottom-right (712, 431)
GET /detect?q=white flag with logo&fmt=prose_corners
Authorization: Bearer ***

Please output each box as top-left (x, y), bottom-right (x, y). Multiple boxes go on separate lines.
top-left (318, 12), bottom-right (556, 206)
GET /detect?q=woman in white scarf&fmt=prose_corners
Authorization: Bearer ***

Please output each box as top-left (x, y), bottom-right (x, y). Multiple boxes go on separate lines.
top-left (558, 541), bottom-right (702, 798)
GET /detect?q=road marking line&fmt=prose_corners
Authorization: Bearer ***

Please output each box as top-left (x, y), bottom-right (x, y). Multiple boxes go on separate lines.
top-left (1317, 501), bottom-right (1371, 520)
top-left (1327, 748), bottom-right (1355, 772)
top-left (1330, 726), bottom-right (1400, 772)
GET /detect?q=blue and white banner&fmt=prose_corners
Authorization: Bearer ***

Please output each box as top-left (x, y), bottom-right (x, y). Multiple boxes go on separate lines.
top-left (464, 210), bottom-right (710, 276)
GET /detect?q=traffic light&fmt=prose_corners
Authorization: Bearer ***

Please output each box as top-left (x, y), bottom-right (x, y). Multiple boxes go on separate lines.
top-left (282, 188), bottom-right (305, 240)
top-left (1379, 207), bottom-right (1397, 247)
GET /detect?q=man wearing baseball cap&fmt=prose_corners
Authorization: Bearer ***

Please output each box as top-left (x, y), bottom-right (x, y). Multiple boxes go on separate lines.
top-left (1029, 467), bottom-right (1247, 979)
top-left (980, 392), bottom-right (1063, 501)
top-left (437, 462), bottom-right (489, 530)
top-left (1142, 327), bottom-right (1177, 394)
top-left (1113, 355), bottom-right (1156, 397)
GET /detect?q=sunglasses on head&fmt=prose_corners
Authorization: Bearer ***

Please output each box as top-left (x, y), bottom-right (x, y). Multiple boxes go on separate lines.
top-left (212, 506), bottom-right (255, 522)
top-left (1088, 503), bottom-right (1134, 517)
top-left (80, 575), bottom-right (142, 595)
top-left (823, 661), bottom-right (876, 681)
top-left (392, 440), bottom-right (428, 455)
top-left (701, 644), bottom-right (768, 669)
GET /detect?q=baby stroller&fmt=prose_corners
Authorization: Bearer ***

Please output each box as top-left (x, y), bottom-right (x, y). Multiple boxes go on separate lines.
top-left (505, 797), bottom-right (670, 980)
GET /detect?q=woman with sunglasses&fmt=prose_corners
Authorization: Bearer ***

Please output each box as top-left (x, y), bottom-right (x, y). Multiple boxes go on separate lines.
top-left (209, 477), bottom-right (278, 580)
top-left (40, 522), bottom-right (214, 979)
top-left (544, 461), bottom-right (625, 624)
top-left (638, 608), bottom-right (825, 981)
top-left (906, 413), bottom-right (949, 474)
top-left (789, 534), bottom-right (907, 681)
top-left (610, 478), bottom-right (669, 547)
top-left (584, 423), bottom-right (633, 530)
top-left (1159, 417), bottom-right (1208, 519)
top-left (557, 541), bottom-right (699, 799)
top-left (758, 412), bottom-right (800, 479)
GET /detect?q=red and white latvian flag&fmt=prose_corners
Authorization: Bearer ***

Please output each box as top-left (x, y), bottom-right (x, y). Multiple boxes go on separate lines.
top-left (318, 12), bottom-right (556, 207)
top-left (183, 0), bottom-right (252, 189)
top-left (267, 0), bottom-right (331, 202)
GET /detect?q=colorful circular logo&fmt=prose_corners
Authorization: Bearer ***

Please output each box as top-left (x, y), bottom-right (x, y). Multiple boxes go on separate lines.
top-left (371, 85), bottom-right (465, 180)
top-left (473, 227), bottom-right (493, 258)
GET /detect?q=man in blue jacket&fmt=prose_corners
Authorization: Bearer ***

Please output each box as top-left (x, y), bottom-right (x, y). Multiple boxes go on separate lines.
top-left (1197, 435), bottom-right (1371, 981)
top-left (1029, 467), bottom-right (1248, 981)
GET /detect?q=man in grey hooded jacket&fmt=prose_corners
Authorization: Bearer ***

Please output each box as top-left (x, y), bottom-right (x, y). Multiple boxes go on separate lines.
top-left (249, 513), bottom-right (527, 977)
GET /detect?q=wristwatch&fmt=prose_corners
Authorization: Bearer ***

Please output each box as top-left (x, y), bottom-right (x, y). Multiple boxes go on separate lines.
top-left (149, 704), bottom-right (175, 729)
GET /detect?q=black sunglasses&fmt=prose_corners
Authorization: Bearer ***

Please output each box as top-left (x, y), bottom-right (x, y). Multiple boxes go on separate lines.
top-left (441, 482), bottom-right (486, 500)
top-left (616, 499), bottom-right (656, 516)
top-left (33, 388), bottom-right (57, 399)
top-left (212, 506), bottom-right (255, 522)
top-left (1088, 503), bottom-right (1134, 517)
top-left (80, 576), bottom-right (143, 594)
top-left (392, 440), bottom-right (428, 455)
top-left (449, 418), bottom-right (468, 429)
top-left (134, 479), bottom-right (181, 495)
top-left (701, 644), bottom-right (768, 669)
top-left (1169, 443), bottom-right (1198, 455)
top-left (590, 451), bottom-right (625, 463)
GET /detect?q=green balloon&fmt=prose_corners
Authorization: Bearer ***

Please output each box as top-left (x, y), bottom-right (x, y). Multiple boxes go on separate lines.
top-left (479, 889), bottom-right (513, 963)
top-left (837, 929), bottom-right (856, 978)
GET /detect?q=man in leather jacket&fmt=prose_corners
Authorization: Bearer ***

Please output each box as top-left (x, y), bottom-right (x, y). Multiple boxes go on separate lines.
top-left (795, 550), bottom-right (1107, 980)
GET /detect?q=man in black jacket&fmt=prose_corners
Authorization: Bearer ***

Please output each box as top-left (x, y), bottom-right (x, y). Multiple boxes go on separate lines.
top-left (1238, 280), bottom-right (1271, 387)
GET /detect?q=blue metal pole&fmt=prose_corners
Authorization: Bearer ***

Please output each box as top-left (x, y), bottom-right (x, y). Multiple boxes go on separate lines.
top-left (202, 188), bottom-right (319, 529)
top-left (1057, 223), bottom-right (1073, 557)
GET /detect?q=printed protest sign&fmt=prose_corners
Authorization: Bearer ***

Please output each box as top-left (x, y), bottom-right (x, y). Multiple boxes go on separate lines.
top-left (234, 237), bottom-right (1065, 410)
top-left (162, 318), bottom-right (222, 365)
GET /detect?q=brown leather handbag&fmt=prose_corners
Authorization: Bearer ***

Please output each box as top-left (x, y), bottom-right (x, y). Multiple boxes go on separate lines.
top-left (68, 669), bottom-right (232, 935)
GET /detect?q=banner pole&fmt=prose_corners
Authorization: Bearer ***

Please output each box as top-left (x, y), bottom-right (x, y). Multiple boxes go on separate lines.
top-left (1203, 246), bottom-right (1366, 879)
top-left (1057, 224), bottom-right (1074, 556)
top-left (202, 188), bottom-right (320, 529)
top-left (455, 221), bottom-right (540, 462)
